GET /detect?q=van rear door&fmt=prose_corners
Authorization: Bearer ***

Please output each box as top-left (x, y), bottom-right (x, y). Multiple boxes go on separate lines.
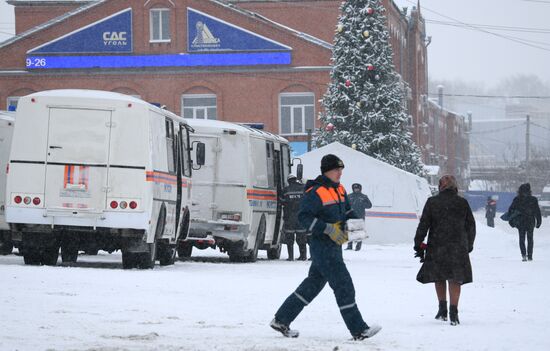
top-left (44, 108), bottom-right (112, 212)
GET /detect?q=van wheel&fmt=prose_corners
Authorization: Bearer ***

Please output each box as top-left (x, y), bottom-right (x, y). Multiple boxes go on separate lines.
top-left (177, 242), bottom-right (193, 258)
top-left (0, 241), bottom-right (13, 255)
top-left (244, 215), bottom-right (266, 263)
top-left (61, 245), bottom-right (78, 263)
top-left (23, 248), bottom-right (42, 265)
top-left (158, 242), bottom-right (176, 266)
top-left (122, 251), bottom-right (138, 269)
top-left (41, 246), bottom-right (59, 266)
top-left (137, 242), bottom-right (156, 269)
top-left (267, 244), bottom-right (282, 260)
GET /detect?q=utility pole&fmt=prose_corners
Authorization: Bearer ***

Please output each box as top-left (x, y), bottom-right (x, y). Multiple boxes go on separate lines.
top-left (526, 114), bottom-right (530, 183)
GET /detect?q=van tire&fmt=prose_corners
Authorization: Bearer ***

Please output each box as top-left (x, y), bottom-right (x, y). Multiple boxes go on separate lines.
top-left (137, 242), bottom-right (156, 269)
top-left (23, 249), bottom-right (42, 265)
top-left (177, 242), bottom-right (193, 258)
top-left (158, 242), bottom-right (176, 266)
top-left (0, 241), bottom-right (13, 255)
top-left (41, 246), bottom-right (59, 266)
top-left (122, 251), bottom-right (137, 269)
top-left (267, 244), bottom-right (282, 260)
top-left (61, 245), bottom-right (78, 263)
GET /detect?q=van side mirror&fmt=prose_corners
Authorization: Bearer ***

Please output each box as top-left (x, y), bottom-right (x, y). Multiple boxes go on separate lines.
top-left (297, 164), bottom-right (303, 180)
top-left (196, 142), bottom-right (205, 166)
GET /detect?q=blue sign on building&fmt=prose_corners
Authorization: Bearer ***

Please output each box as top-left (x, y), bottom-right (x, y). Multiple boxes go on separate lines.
top-left (187, 8), bottom-right (292, 52)
top-left (29, 8), bottom-right (132, 54)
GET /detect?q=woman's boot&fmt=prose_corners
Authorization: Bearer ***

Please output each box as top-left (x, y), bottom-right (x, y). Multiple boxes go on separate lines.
top-left (435, 300), bottom-right (448, 321)
top-left (449, 305), bottom-right (460, 326)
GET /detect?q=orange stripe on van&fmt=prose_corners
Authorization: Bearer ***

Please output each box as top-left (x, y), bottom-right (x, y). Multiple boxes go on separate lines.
top-left (145, 171), bottom-right (188, 187)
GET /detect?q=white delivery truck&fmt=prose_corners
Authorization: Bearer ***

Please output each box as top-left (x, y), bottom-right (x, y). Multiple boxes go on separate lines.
top-left (0, 111), bottom-right (15, 255)
top-left (180, 119), bottom-right (292, 262)
top-left (5, 90), bottom-right (204, 268)
top-left (539, 185), bottom-right (550, 217)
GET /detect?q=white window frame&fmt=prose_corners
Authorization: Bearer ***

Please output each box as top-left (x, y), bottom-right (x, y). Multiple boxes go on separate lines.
top-left (181, 94), bottom-right (217, 120)
top-left (7, 96), bottom-right (20, 111)
top-left (149, 8), bottom-right (171, 43)
top-left (279, 92), bottom-right (315, 136)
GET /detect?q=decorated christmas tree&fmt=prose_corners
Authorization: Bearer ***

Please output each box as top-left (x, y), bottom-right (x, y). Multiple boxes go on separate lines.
top-left (316, 0), bottom-right (424, 175)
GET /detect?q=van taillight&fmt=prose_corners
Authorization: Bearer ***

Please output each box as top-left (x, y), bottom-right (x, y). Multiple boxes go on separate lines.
top-left (23, 196), bottom-right (31, 205)
top-left (14, 196), bottom-right (22, 204)
top-left (129, 201), bottom-right (137, 209)
top-left (110, 201), bottom-right (118, 209)
top-left (33, 197), bottom-right (41, 206)
top-left (119, 201), bottom-right (128, 209)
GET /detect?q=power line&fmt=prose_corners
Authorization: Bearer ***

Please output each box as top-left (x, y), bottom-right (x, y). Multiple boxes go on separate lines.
top-left (469, 123), bottom-right (525, 134)
top-left (404, 0), bottom-right (550, 52)
top-left (426, 19), bottom-right (550, 34)
top-left (428, 92), bottom-right (550, 99)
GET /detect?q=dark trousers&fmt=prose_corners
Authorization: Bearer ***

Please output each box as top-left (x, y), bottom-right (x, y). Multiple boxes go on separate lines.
top-left (274, 240), bottom-right (367, 335)
top-left (487, 217), bottom-right (494, 227)
top-left (518, 228), bottom-right (534, 258)
top-left (284, 229), bottom-right (307, 246)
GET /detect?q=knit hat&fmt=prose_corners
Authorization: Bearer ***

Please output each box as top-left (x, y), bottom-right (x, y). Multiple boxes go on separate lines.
top-left (321, 154), bottom-right (344, 173)
top-left (438, 174), bottom-right (458, 192)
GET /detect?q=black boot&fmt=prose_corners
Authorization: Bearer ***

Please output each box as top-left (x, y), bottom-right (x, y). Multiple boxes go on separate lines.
top-left (355, 241), bottom-right (362, 251)
top-left (297, 244), bottom-right (307, 261)
top-left (449, 305), bottom-right (459, 326)
top-left (286, 245), bottom-right (294, 261)
top-left (435, 300), bottom-right (448, 321)
top-left (345, 242), bottom-right (353, 250)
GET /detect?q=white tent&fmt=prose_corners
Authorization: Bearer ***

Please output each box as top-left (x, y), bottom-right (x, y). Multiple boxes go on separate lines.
top-left (293, 142), bottom-right (432, 244)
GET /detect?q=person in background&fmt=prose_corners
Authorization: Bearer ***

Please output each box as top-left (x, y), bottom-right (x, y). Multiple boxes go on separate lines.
top-left (485, 196), bottom-right (497, 228)
top-left (270, 154), bottom-right (381, 340)
top-left (281, 174), bottom-right (307, 261)
top-left (414, 175), bottom-right (476, 326)
top-left (507, 183), bottom-right (541, 261)
top-left (345, 183), bottom-right (372, 251)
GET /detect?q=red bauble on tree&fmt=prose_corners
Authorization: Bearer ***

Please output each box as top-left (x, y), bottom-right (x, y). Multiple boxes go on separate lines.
top-left (366, 7), bottom-right (374, 15)
top-left (345, 79), bottom-right (351, 87)
top-left (325, 123), bottom-right (335, 132)
top-left (367, 64), bottom-right (375, 71)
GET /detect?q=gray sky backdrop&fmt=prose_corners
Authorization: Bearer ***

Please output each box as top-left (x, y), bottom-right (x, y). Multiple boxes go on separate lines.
top-left (1, 0), bottom-right (549, 86)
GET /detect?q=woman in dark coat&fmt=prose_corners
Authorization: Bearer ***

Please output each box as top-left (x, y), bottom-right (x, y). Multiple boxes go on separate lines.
top-left (507, 183), bottom-right (541, 261)
top-left (414, 175), bottom-right (476, 326)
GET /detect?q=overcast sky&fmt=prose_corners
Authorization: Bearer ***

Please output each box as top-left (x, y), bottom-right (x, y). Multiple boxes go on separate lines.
top-left (1, 0), bottom-right (549, 87)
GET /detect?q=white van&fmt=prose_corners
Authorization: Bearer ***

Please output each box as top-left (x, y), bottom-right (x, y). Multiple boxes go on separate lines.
top-left (0, 111), bottom-right (15, 255)
top-left (5, 90), bottom-right (204, 268)
top-left (539, 186), bottom-right (550, 217)
top-left (180, 119), bottom-right (291, 262)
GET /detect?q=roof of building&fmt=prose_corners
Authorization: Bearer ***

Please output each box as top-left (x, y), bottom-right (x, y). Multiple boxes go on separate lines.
top-left (1, 0), bottom-right (332, 50)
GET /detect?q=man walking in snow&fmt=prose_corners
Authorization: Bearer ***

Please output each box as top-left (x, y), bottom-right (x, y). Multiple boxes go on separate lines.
top-left (485, 196), bottom-right (497, 228)
top-left (281, 174), bottom-right (307, 261)
top-left (270, 154), bottom-right (381, 340)
top-left (507, 183), bottom-right (541, 261)
top-left (345, 183), bottom-right (372, 251)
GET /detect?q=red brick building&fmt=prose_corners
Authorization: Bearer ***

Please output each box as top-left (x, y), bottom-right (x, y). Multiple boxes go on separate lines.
top-left (1, 0), bottom-right (461, 177)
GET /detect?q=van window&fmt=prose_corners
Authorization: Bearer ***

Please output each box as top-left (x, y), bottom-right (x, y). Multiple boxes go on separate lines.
top-left (166, 118), bottom-right (176, 174)
top-left (281, 144), bottom-right (291, 184)
top-left (266, 142), bottom-right (275, 188)
top-left (179, 124), bottom-right (191, 177)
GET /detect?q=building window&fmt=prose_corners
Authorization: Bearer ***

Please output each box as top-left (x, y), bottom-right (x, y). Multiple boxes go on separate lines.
top-left (279, 93), bottom-right (315, 135)
top-left (150, 8), bottom-right (170, 42)
top-left (182, 94), bottom-right (217, 120)
top-left (7, 96), bottom-right (20, 111)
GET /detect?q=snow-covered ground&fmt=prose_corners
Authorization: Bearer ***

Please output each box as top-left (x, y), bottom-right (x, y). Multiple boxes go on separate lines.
top-left (1, 212), bottom-right (549, 351)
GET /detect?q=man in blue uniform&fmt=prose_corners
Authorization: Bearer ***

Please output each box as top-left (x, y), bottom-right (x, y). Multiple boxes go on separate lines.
top-left (270, 154), bottom-right (381, 340)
